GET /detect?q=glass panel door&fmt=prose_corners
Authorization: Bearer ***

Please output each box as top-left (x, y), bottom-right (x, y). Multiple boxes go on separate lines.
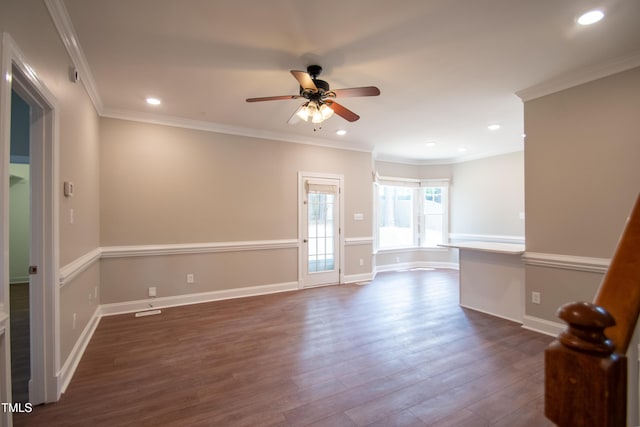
top-left (308, 191), bottom-right (335, 273)
top-left (302, 177), bottom-right (340, 287)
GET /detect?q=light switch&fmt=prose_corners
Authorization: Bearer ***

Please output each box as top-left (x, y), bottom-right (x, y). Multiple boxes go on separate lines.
top-left (353, 213), bottom-right (364, 221)
top-left (64, 181), bottom-right (74, 197)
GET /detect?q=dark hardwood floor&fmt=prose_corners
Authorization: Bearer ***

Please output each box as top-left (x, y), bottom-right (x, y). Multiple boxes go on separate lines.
top-left (10, 282), bottom-right (30, 404)
top-left (14, 269), bottom-right (554, 426)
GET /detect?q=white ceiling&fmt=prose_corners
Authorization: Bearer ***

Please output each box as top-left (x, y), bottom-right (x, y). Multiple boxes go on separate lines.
top-left (58, 0), bottom-right (640, 164)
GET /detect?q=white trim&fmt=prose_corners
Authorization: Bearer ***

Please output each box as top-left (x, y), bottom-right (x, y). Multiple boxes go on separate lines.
top-left (100, 281), bottom-right (298, 317)
top-left (516, 49), bottom-right (640, 102)
top-left (104, 110), bottom-right (373, 155)
top-left (344, 237), bottom-right (374, 246)
top-left (343, 272), bottom-right (375, 284)
top-left (101, 239), bottom-right (298, 258)
top-left (375, 261), bottom-right (459, 274)
top-left (460, 304), bottom-right (522, 325)
top-left (439, 242), bottom-right (524, 255)
top-left (57, 306), bottom-right (100, 394)
top-left (40, 1), bottom-right (374, 158)
top-left (1, 32), bottom-right (61, 406)
top-left (522, 251), bottom-right (610, 273)
top-left (44, 0), bottom-right (103, 112)
top-left (521, 315), bottom-right (565, 337)
top-left (298, 172), bottom-right (345, 288)
top-left (0, 311), bottom-right (8, 335)
top-left (375, 246), bottom-right (449, 255)
top-left (449, 233), bottom-right (525, 245)
top-left (373, 146), bottom-right (524, 166)
top-left (59, 248), bottom-right (101, 286)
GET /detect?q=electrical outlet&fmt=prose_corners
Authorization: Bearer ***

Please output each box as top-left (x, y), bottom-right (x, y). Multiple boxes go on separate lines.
top-left (359, 258), bottom-right (364, 266)
top-left (186, 273), bottom-right (195, 284)
top-left (531, 291), bottom-right (541, 304)
top-left (72, 313), bottom-right (77, 330)
top-left (148, 287), bottom-right (157, 297)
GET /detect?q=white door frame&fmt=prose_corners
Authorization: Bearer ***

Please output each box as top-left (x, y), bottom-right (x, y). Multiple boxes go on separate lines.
top-left (298, 172), bottom-right (344, 288)
top-left (1, 32), bottom-right (60, 411)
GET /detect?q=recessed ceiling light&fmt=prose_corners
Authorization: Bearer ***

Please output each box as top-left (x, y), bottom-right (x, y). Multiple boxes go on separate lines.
top-left (488, 124), bottom-right (501, 131)
top-left (457, 147), bottom-right (468, 153)
top-left (336, 130), bottom-right (347, 136)
top-left (146, 97), bottom-right (161, 105)
top-left (425, 141), bottom-right (437, 147)
top-left (577, 10), bottom-right (604, 25)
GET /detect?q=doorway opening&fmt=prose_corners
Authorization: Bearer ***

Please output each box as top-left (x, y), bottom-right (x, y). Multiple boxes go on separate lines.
top-left (1, 33), bottom-right (60, 409)
top-left (9, 89), bottom-right (31, 404)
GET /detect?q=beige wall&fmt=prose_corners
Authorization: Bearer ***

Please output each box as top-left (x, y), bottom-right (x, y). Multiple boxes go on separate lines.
top-left (524, 66), bottom-right (640, 323)
top-left (1, 0), bottom-right (101, 366)
top-left (375, 161), bottom-right (453, 181)
top-left (451, 151), bottom-right (525, 239)
top-left (9, 164), bottom-right (30, 283)
top-left (99, 118), bottom-right (374, 303)
top-left (100, 118), bottom-right (372, 244)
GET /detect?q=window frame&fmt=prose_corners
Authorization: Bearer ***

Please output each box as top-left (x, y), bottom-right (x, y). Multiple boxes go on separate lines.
top-left (375, 176), bottom-right (449, 251)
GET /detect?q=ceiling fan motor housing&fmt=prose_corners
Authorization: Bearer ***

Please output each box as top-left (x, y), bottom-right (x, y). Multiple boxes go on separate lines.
top-left (307, 64), bottom-right (323, 78)
top-left (300, 79), bottom-right (330, 100)
top-left (300, 65), bottom-right (331, 100)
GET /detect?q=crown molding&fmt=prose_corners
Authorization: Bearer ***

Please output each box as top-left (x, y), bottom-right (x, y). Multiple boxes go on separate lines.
top-left (516, 50), bottom-right (640, 102)
top-left (45, 0), bottom-right (103, 112)
top-left (42, 0), bottom-right (375, 156)
top-left (44, 1), bottom-right (374, 156)
top-left (101, 107), bottom-right (373, 154)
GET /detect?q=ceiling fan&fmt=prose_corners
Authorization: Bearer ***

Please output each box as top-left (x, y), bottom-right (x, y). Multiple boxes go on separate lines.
top-left (246, 65), bottom-right (380, 124)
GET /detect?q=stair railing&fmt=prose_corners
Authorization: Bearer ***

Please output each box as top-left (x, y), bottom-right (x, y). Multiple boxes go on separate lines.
top-left (545, 194), bottom-right (640, 427)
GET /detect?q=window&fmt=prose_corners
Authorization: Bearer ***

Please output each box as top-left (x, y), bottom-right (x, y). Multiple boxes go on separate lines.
top-left (376, 178), bottom-right (448, 249)
top-left (421, 186), bottom-right (447, 247)
top-left (378, 185), bottom-right (414, 248)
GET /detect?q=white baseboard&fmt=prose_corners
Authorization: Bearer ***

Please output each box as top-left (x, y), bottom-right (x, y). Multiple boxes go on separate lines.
top-left (100, 281), bottom-right (299, 317)
top-left (459, 304), bottom-right (522, 325)
top-left (343, 272), bottom-right (375, 284)
top-left (521, 315), bottom-right (564, 337)
top-left (375, 261), bottom-right (458, 274)
top-left (58, 306), bottom-right (101, 394)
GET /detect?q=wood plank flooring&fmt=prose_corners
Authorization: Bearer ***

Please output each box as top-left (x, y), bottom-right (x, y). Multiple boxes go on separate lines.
top-left (14, 269), bottom-right (554, 426)
top-left (10, 282), bottom-right (30, 404)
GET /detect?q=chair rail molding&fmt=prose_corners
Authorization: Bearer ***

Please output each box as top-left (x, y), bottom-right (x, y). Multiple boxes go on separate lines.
top-left (101, 239), bottom-right (299, 258)
top-left (522, 252), bottom-right (610, 274)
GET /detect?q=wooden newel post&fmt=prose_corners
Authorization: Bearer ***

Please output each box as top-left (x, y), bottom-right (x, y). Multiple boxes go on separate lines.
top-left (545, 194), bottom-right (640, 426)
top-left (545, 301), bottom-right (626, 426)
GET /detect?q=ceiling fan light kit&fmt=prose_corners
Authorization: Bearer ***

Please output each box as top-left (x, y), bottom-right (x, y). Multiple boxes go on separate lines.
top-left (246, 65), bottom-right (380, 126)
top-left (295, 100), bottom-right (334, 123)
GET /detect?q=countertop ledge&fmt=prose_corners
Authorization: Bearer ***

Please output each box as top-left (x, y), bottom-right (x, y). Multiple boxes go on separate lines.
top-left (438, 241), bottom-right (525, 255)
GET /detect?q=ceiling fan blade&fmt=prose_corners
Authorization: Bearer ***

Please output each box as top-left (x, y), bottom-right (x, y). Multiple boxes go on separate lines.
top-left (331, 86), bottom-right (380, 98)
top-left (325, 100), bottom-right (360, 122)
top-left (246, 95), bottom-right (301, 102)
top-left (291, 70), bottom-right (317, 92)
